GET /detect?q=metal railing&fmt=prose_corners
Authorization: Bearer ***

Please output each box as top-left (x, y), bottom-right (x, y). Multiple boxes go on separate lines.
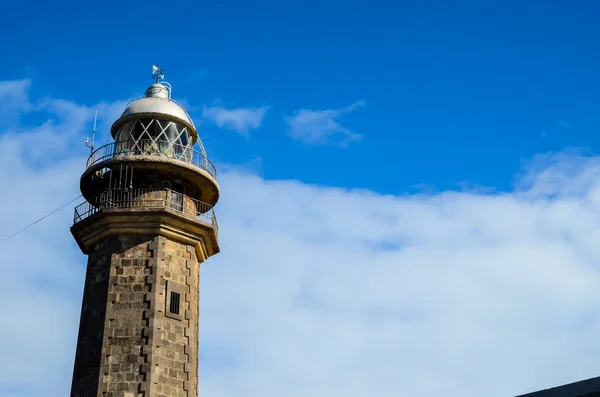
top-left (86, 139), bottom-right (216, 178)
top-left (73, 188), bottom-right (217, 228)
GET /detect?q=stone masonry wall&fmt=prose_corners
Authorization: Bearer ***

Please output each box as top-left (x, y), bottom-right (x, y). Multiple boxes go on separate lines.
top-left (151, 237), bottom-right (199, 397)
top-left (70, 234), bottom-right (201, 397)
top-left (101, 234), bottom-right (154, 397)
top-left (70, 235), bottom-right (113, 396)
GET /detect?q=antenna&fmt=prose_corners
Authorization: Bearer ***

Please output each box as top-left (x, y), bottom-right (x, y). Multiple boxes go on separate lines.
top-left (85, 110), bottom-right (97, 153)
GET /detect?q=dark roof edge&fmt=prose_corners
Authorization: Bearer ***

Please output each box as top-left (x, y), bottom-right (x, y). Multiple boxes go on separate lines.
top-left (515, 376), bottom-right (600, 397)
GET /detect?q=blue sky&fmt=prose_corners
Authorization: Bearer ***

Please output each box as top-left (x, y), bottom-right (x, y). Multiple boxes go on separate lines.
top-left (5, 1), bottom-right (600, 397)
top-left (4, 0), bottom-right (600, 193)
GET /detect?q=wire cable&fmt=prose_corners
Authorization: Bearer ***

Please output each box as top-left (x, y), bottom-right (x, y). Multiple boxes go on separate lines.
top-left (0, 195), bottom-right (83, 246)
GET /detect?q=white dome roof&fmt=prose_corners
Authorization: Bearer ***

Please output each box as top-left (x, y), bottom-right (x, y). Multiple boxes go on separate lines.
top-left (119, 97), bottom-right (196, 128)
top-left (110, 83), bottom-right (197, 139)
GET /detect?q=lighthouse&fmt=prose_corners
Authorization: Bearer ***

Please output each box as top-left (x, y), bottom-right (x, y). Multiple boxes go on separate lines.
top-left (69, 66), bottom-right (219, 397)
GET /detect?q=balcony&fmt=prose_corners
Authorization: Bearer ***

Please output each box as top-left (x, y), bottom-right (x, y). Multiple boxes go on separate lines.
top-left (86, 139), bottom-right (217, 179)
top-left (73, 188), bottom-right (218, 230)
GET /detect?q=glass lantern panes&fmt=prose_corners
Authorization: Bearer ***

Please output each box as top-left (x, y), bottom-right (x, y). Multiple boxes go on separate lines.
top-left (114, 118), bottom-right (193, 162)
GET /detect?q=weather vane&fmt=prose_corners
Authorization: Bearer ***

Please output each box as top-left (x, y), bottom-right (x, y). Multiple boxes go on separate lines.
top-left (152, 64), bottom-right (165, 83)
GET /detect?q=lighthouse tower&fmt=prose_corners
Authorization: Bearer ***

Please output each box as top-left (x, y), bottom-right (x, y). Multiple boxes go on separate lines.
top-left (70, 67), bottom-right (219, 397)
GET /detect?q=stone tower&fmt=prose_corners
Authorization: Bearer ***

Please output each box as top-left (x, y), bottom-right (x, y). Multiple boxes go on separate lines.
top-left (70, 69), bottom-right (219, 397)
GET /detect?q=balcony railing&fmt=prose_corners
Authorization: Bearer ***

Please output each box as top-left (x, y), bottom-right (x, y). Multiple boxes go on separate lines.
top-left (73, 188), bottom-right (218, 230)
top-left (86, 139), bottom-right (217, 178)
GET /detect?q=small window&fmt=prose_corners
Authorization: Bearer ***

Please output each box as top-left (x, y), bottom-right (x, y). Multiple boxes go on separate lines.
top-left (169, 291), bottom-right (180, 315)
top-left (165, 280), bottom-right (184, 321)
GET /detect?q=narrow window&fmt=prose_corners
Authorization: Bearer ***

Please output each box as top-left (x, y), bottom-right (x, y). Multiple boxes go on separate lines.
top-left (165, 281), bottom-right (184, 320)
top-left (169, 291), bottom-right (181, 315)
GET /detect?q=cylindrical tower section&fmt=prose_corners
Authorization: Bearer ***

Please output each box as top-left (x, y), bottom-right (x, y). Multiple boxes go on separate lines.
top-left (79, 81), bottom-right (219, 212)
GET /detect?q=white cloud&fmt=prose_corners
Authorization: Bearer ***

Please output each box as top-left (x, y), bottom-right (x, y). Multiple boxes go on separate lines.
top-left (4, 80), bottom-right (600, 397)
top-left (202, 104), bottom-right (269, 136)
top-left (0, 78), bottom-right (32, 126)
top-left (0, 81), bottom-right (101, 397)
top-left (285, 101), bottom-right (365, 146)
top-left (0, 78), bottom-right (31, 106)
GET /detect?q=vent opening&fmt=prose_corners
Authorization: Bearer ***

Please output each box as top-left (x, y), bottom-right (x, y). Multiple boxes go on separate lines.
top-left (169, 291), bottom-right (181, 315)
